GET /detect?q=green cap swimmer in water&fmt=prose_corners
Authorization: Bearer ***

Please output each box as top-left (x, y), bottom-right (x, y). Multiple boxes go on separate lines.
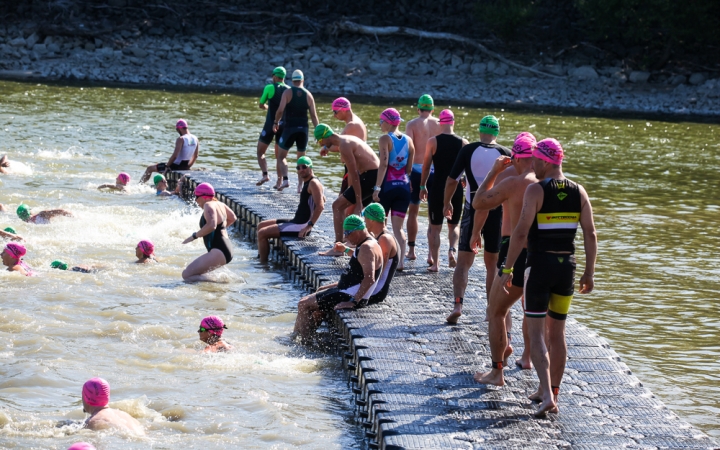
top-left (17, 203), bottom-right (73, 224)
top-left (51, 259), bottom-right (99, 273)
top-left (153, 174), bottom-right (177, 197)
top-left (0, 227), bottom-right (23, 242)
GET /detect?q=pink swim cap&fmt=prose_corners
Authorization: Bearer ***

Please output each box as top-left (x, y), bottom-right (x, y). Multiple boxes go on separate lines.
top-left (512, 133), bottom-right (536, 159)
top-left (439, 109), bottom-right (454, 124)
top-left (533, 138), bottom-right (564, 165)
top-left (4, 243), bottom-right (26, 260)
top-left (82, 378), bottom-right (110, 407)
top-left (332, 97), bottom-right (351, 111)
top-left (380, 108), bottom-right (402, 127)
top-left (194, 182), bottom-right (215, 199)
top-left (117, 172), bottom-right (130, 184)
top-left (137, 240), bottom-right (154, 257)
top-left (67, 443), bottom-right (96, 450)
top-left (176, 119), bottom-right (188, 129)
top-left (200, 316), bottom-right (227, 336)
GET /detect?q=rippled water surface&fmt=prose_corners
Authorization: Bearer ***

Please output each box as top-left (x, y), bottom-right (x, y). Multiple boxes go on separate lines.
top-left (0, 80), bottom-right (718, 446)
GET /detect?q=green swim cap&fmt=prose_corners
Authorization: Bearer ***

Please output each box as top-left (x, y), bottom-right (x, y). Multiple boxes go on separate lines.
top-left (343, 214), bottom-right (366, 232)
top-left (272, 66), bottom-right (287, 79)
top-left (297, 156), bottom-right (313, 168)
top-left (50, 260), bottom-right (69, 271)
top-left (479, 115), bottom-right (500, 136)
top-left (362, 203), bottom-right (386, 223)
top-left (4, 227), bottom-right (16, 234)
top-left (16, 204), bottom-right (31, 221)
top-left (314, 123), bottom-right (334, 141)
top-left (153, 174), bottom-right (166, 186)
top-left (418, 94), bottom-right (434, 111)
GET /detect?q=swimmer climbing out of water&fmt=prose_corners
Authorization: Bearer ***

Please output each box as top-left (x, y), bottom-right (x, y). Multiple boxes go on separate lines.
top-left (153, 174), bottom-right (177, 197)
top-left (17, 204), bottom-right (73, 224)
top-left (0, 227), bottom-right (24, 241)
top-left (81, 377), bottom-right (145, 435)
top-left (1, 242), bottom-right (33, 276)
top-left (135, 240), bottom-right (156, 264)
top-left (182, 183), bottom-right (237, 282)
top-left (198, 316), bottom-right (233, 353)
top-left (97, 172), bottom-right (130, 191)
top-left (140, 119), bottom-right (199, 183)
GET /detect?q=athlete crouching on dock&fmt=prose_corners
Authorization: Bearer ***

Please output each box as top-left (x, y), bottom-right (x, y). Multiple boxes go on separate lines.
top-left (182, 183), bottom-right (237, 282)
top-left (499, 138), bottom-right (597, 417)
top-left (256, 156), bottom-right (325, 263)
top-left (294, 215), bottom-right (383, 343)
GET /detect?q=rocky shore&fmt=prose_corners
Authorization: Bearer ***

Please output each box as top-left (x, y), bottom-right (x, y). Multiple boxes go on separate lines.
top-left (1, 23), bottom-right (718, 117)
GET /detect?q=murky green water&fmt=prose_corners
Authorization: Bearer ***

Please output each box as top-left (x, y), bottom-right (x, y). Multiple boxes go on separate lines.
top-left (0, 80), bottom-right (718, 446)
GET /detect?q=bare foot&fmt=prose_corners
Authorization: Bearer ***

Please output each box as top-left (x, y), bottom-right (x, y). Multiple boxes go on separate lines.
top-left (319, 248), bottom-right (345, 257)
top-left (427, 257), bottom-right (434, 266)
top-left (503, 345), bottom-right (513, 367)
top-left (516, 353), bottom-right (533, 370)
top-left (256, 175), bottom-right (270, 186)
top-left (448, 249), bottom-right (457, 268)
top-left (427, 265), bottom-right (439, 273)
top-left (406, 248), bottom-right (417, 260)
top-left (276, 180), bottom-right (290, 191)
top-left (534, 397), bottom-right (557, 418)
top-left (446, 306), bottom-right (462, 325)
top-left (528, 389), bottom-right (542, 402)
top-left (474, 369), bottom-right (505, 386)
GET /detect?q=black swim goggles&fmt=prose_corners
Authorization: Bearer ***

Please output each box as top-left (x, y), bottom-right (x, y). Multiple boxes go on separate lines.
top-left (296, 164), bottom-right (309, 170)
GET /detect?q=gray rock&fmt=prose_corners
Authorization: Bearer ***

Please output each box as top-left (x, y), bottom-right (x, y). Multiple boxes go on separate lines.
top-left (204, 44), bottom-right (217, 55)
top-left (32, 44), bottom-right (47, 54)
top-left (43, 36), bottom-right (54, 45)
top-left (471, 63), bottom-right (487, 75)
top-left (183, 45), bottom-right (194, 55)
top-left (130, 57), bottom-right (143, 66)
top-left (611, 71), bottom-right (627, 83)
top-left (487, 60), bottom-right (497, 72)
top-left (85, 42), bottom-right (95, 51)
top-left (94, 38), bottom-right (103, 48)
top-left (458, 63), bottom-right (471, 73)
top-left (668, 74), bottom-right (686, 85)
top-left (628, 71), bottom-right (650, 83)
top-left (570, 65), bottom-right (599, 80)
top-left (689, 73), bottom-right (706, 85)
top-left (369, 62), bottom-right (391, 74)
top-left (430, 48), bottom-right (446, 64)
top-left (451, 55), bottom-right (462, 68)
top-left (131, 47), bottom-right (148, 58)
top-left (148, 27), bottom-right (164, 36)
top-left (25, 33), bottom-right (39, 48)
top-left (217, 57), bottom-right (230, 71)
top-left (493, 63), bottom-right (508, 76)
top-left (9, 37), bottom-right (26, 47)
top-left (544, 65), bottom-right (565, 76)
top-left (289, 38), bottom-right (312, 50)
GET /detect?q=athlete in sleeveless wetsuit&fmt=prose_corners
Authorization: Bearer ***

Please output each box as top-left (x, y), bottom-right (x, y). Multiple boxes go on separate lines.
top-left (256, 66), bottom-right (289, 185)
top-left (428, 133), bottom-right (464, 225)
top-left (368, 229), bottom-right (400, 304)
top-left (275, 174), bottom-right (318, 237)
top-left (378, 132), bottom-right (412, 218)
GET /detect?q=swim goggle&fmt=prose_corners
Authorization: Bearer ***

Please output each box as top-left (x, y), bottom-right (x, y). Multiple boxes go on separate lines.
top-left (198, 325), bottom-right (228, 333)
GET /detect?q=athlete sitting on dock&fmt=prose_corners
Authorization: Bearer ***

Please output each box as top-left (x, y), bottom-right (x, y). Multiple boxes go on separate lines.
top-left (293, 215), bottom-right (383, 343)
top-left (140, 119), bottom-right (199, 183)
top-left (256, 156), bottom-right (325, 263)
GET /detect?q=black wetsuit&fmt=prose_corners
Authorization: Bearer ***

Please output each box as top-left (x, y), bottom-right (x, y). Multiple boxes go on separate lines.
top-left (368, 231), bottom-right (400, 305)
top-left (429, 133), bottom-right (464, 225)
top-left (259, 82), bottom-right (289, 145)
top-left (279, 86), bottom-right (310, 152)
top-left (200, 212), bottom-right (233, 264)
top-left (277, 176), bottom-right (317, 236)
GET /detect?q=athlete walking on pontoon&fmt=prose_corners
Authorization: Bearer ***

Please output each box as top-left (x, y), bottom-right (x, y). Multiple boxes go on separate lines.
top-left (499, 138), bottom-right (597, 417)
top-left (404, 94), bottom-right (441, 260)
top-left (444, 115), bottom-right (511, 324)
top-left (373, 108), bottom-right (414, 270)
top-left (273, 70), bottom-right (320, 192)
top-left (256, 67), bottom-right (289, 186)
top-left (140, 119), bottom-right (199, 183)
top-left (419, 109), bottom-right (468, 272)
top-left (470, 133), bottom-right (539, 385)
top-left (314, 124), bottom-right (380, 257)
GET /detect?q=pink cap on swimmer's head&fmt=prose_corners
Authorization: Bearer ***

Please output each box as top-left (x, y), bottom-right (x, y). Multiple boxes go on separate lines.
top-left (200, 316), bottom-right (227, 336)
top-left (438, 109), bottom-right (454, 124)
top-left (137, 240), bottom-right (154, 257)
top-left (176, 119), bottom-right (188, 129)
top-left (379, 108), bottom-right (402, 127)
top-left (194, 182), bottom-right (215, 199)
top-left (4, 243), bottom-right (26, 260)
top-left (117, 172), bottom-right (130, 184)
top-left (82, 377), bottom-right (110, 407)
top-left (533, 138), bottom-right (564, 165)
top-left (67, 443), bottom-right (96, 450)
top-left (512, 133), bottom-right (536, 159)
top-left (332, 97), bottom-right (351, 111)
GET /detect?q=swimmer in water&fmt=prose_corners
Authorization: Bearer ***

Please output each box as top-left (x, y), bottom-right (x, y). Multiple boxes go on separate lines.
top-left (81, 377), bottom-right (144, 435)
top-left (17, 204), bottom-right (73, 224)
top-left (0, 203), bottom-right (6, 212)
top-left (97, 172), bottom-right (130, 191)
top-left (135, 240), bottom-right (156, 264)
top-left (153, 174), bottom-right (177, 197)
top-left (1, 242), bottom-right (34, 276)
top-left (50, 260), bottom-right (99, 273)
top-left (0, 154), bottom-right (10, 174)
top-left (0, 227), bottom-right (24, 241)
top-left (67, 443), bottom-right (96, 450)
top-left (181, 183), bottom-right (237, 282)
top-left (197, 316), bottom-right (232, 353)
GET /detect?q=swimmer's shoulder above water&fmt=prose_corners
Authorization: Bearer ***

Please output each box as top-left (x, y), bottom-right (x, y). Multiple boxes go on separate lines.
top-left (98, 172), bottom-right (130, 191)
top-left (135, 240), bottom-right (158, 264)
top-left (81, 378), bottom-right (144, 435)
top-left (198, 316), bottom-right (233, 353)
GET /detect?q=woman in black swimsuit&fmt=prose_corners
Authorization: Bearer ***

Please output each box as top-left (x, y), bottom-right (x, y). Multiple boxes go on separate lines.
top-left (182, 182), bottom-right (237, 282)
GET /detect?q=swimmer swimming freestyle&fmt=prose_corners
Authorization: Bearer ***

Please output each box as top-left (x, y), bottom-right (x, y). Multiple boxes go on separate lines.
top-left (0, 227), bottom-right (24, 241)
top-left (17, 203), bottom-right (73, 224)
top-left (50, 260), bottom-right (99, 273)
top-left (97, 172), bottom-right (130, 191)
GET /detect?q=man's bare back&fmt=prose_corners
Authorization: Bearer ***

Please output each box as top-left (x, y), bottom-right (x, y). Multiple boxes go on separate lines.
top-left (342, 114), bottom-right (367, 141)
top-left (338, 135), bottom-right (379, 173)
top-left (406, 116), bottom-right (441, 165)
top-left (86, 408), bottom-right (145, 435)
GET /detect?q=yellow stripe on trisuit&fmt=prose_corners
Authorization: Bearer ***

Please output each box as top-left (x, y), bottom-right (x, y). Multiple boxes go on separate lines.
top-left (536, 212), bottom-right (580, 230)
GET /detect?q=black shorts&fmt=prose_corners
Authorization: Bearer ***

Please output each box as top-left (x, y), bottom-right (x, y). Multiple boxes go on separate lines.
top-left (259, 120), bottom-right (283, 145)
top-left (276, 219), bottom-right (309, 238)
top-left (379, 182), bottom-right (411, 218)
top-left (316, 287), bottom-right (353, 314)
top-left (278, 126), bottom-right (308, 152)
top-left (428, 184), bottom-right (462, 226)
top-left (342, 169), bottom-right (379, 207)
top-left (523, 252), bottom-right (576, 320)
top-left (410, 166), bottom-right (433, 205)
top-left (458, 200), bottom-right (503, 253)
top-left (157, 161), bottom-right (190, 172)
top-left (497, 242), bottom-right (527, 288)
